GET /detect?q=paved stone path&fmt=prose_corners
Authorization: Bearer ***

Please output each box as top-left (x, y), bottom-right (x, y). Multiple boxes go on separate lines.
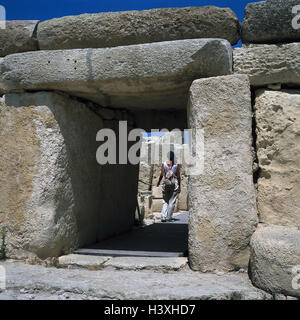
top-left (0, 260), bottom-right (273, 300)
top-left (76, 212), bottom-right (188, 257)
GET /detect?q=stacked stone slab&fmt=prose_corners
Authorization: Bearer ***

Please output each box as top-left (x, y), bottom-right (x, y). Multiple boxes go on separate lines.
top-left (234, 43), bottom-right (300, 86)
top-left (234, 0), bottom-right (300, 298)
top-left (0, 38), bottom-right (233, 109)
top-left (242, 0), bottom-right (300, 44)
top-left (0, 7), bottom-right (240, 58)
top-left (235, 1), bottom-right (300, 86)
top-left (188, 74), bottom-right (258, 272)
top-left (37, 7), bottom-right (240, 50)
top-left (0, 92), bottom-right (139, 259)
top-left (0, 21), bottom-right (39, 57)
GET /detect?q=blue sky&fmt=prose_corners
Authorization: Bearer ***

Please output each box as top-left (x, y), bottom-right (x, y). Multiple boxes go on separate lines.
top-left (2, 1), bottom-right (259, 22)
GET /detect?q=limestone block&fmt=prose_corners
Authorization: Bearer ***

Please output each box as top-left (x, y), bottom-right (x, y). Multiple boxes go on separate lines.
top-left (249, 224), bottom-right (300, 298)
top-left (188, 74), bottom-right (258, 272)
top-left (37, 7), bottom-right (240, 50)
top-left (103, 256), bottom-right (188, 271)
top-left (177, 174), bottom-right (188, 211)
top-left (151, 199), bottom-right (163, 213)
top-left (0, 39), bottom-right (233, 109)
top-left (255, 89), bottom-right (300, 227)
top-left (138, 161), bottom-right (152, 191)
top-left (234, 43), bottom-right (300, 86)
top-left (242, 0), bottom-right (300, 43)
top-left (0, 92), bottom-right (138, 259)
top-left (0, 20), bottom-right (39, 57)
top-left (58, 254), bottom-right (110, 269)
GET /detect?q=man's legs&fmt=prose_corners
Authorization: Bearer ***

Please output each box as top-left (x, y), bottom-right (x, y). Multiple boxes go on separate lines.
top-left (161, 190), bottom-right (171, 221)
top-left (166, 190), bottom-right (178, 221)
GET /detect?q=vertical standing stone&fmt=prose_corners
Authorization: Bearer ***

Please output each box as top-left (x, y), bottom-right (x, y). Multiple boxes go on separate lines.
top-left (255, 89), bottom-right (300, 227)
top-left (188, 74), bottom-right (258, 272)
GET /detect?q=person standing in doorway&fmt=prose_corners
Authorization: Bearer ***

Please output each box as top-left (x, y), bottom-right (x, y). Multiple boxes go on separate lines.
top-left (157, 151), bottom-right (181, 222)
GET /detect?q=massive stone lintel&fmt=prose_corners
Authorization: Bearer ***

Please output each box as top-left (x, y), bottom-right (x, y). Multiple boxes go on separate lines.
top-left (0, 91), bottom-right (139, 259)
top-left (234, 43), bottom-right (300, 86)
top-left (188, 74), bottom-right (258, 272)
top-left (242, 0), bottom-right (300, 44)
top-left (255, 89), bottom-right (300, 228)
top-left (0, 20), bottom-right (39, 57)
top-left (0, 39), bottom-right (233, 109)
top-left (37, 7), bottom-right (240, 50)
top-left (249, 224), bottom-right (300, 298)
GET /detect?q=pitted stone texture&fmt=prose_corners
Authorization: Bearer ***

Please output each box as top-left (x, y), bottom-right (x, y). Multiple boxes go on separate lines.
top-left (37, 7), bottom-right (240, 50)
top-left (255, 89), bottom-right (300, 227)
top-left (188, 74), bottom-right (258, 272)
top-left (249, 224), bottom-right (300, 298)
top-left (0, 39), bottom-right (233, 109)
top-left (242, 1), bottom-right (300, 44)
top-left (0, 20), bottom-right (39, 57)
top-left (2, 261), bottom-right (272, 300)
top-left (233, 43), bottom-right (300, 86)
top-left (0, 92), bottom-right (138, 259)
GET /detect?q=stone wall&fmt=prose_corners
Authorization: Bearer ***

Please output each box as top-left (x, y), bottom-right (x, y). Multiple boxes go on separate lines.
top-left (0, 1), bottom-right (299, 298)
top-left (233, 0), bottom-right (300, 298)
top-left (0, 92), bottom-right (138, 259)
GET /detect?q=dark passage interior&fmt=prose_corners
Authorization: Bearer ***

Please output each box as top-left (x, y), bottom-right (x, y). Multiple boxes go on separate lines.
top-left (75, 108), bottom-right (189, 258)
top-left (75, 212), bottom-right (188, 257)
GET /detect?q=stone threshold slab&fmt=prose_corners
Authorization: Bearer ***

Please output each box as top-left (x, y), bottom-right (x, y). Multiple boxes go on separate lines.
top-left (1, 261), bottom-right (273, 300)
top-left (74, 248), bottom-right (187, 258)
top-left (58, 254), bottom-right (188, 271)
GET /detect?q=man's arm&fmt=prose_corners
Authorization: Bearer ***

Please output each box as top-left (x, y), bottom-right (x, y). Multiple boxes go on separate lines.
top-left (157, 164), bottom-right (164, 187)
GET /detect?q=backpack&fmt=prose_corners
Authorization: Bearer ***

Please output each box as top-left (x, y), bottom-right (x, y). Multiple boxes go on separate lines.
top-left (163, 165), bottom-right (177, 191)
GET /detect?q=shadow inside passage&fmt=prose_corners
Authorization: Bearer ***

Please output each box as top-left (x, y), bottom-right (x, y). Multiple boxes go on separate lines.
top-left (81, 212), bottom-right (189, 256)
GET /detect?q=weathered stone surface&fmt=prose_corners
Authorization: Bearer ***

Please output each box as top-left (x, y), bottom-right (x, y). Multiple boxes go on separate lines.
top-left (37, 6), bottom-right (240, 51)
top-left (138, 161), bottom-right (152, 191)
top-left (0, 39), bottom-right (233, 109)
top-left (58, 254), bottom-right (110, 269)
top-left (233, 43), bottom-right (300, 86)
top-left (2, 261), bottom-right (272, 300)
top-left (188, 74), bottom-right (258, 272)
top-left (0, 92), bottom-right (139, 259)
top-left (0, 20), bottom-right (39, 57)
top-left (255, 89), bottom-right (300, 227)
top-left (103, 256), bottom-right (188, 271)
top-left (242, 0), bottom-right (300, 43)
top-left (177, 167), bottom-right (188, 211)
top-left (249, 224), bottom-right (300, 298)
